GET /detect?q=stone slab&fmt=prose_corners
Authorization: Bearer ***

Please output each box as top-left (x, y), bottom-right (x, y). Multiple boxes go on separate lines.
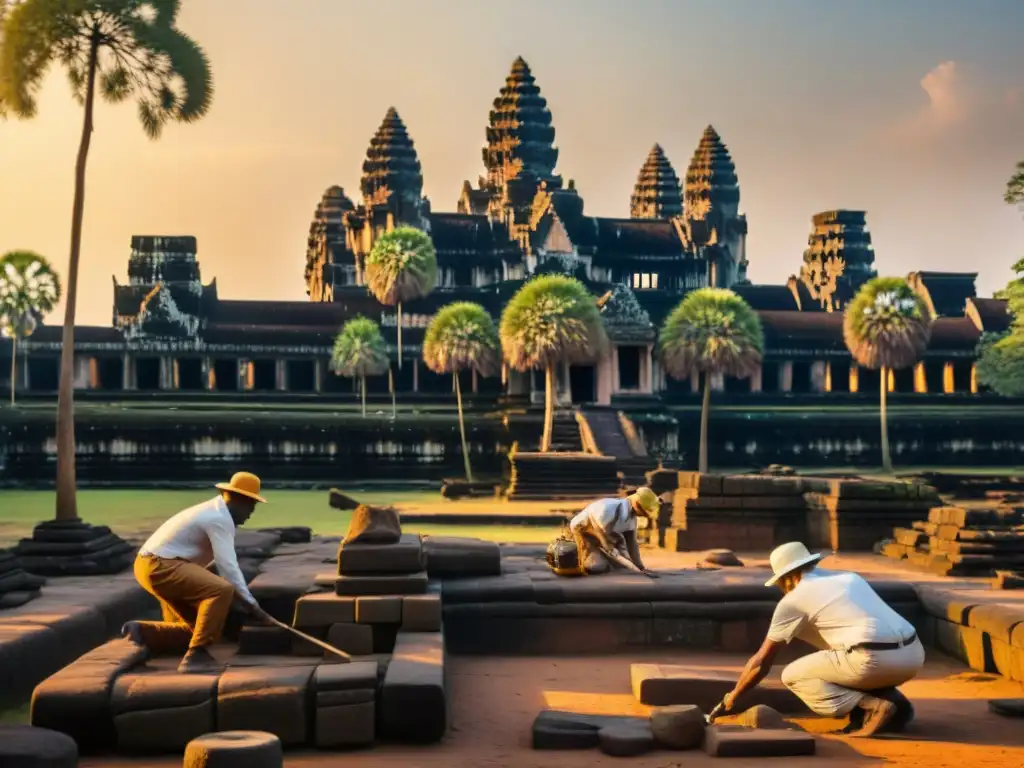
top-left (379, 631), bottom-right (446, 743)
top-left (0, 724), bottom-right (79, 767)
top-left (217, 665), bottom-right (314, 746)
top-left (531, 710), bottom-right (644, 750)
top-left (355, 595), bottom-right (402, 624)
top-left (114, 701), bottom-right (215, 753)
top-left (0, 624), bottom-right (62, 708)
top-left (111, 672), bottom-right (218, 714)
top-left (292, 593), bottom-right (355, 627)
top-left (182, 731), bottom-right (283, 768)
top-left (315, 700), bottom-right (376, 748)
top-left (237, 625), bottom-right (293, 655)
top-left (332, 572), bottom-right (429, 596)
top-left (314, 660), bottom-right (379, 691)
top-left (631, 664), bottom-right (805, 711)
top-left (402, 594), bottom-right (442, 632)
top-left (317, 688), bottom-right (374, 706)
top-left (598, 720), bottom-right (655, 756)
top-left (703, 724), bottom-right (816, 757)
top-left (337, 533), bottom-right (425, 575)
top-left (422, 536), bottom-right (501, 577)
top-left (649, 704), bottom-right (706, 749)
top-left (326, 623), bottom-right (374, 655)
top-left (967, 603), bottom-right (1024, 643)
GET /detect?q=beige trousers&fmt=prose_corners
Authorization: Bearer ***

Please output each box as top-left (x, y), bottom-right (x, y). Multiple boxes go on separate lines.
top-left (780, 638), bottom-right (925, 716)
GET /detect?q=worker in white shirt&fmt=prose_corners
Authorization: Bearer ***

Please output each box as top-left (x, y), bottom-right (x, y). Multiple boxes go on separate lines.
top-left (122, 472), bottom-right (274, 673)
top-left (569, 487), bottom-right (660, 575)
top-left (716, 542), bottom-right (924, 737)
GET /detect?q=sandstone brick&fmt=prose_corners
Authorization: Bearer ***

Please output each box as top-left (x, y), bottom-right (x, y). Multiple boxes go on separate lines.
top-left (217, 666), bottom-right (314, 746)
top-left (379, 631), bottom-right (446, 743)
top-left (337, 533), bottom-right (424, 575)
top-left (355, 595), bottom-right (402, 624)
top-left (934, 619), bottom-right (989, 672)
top-left (315, 701), bottom-right (375, 748)
top-left (334, 572), bottom-right (428, 596)
top-left (292, 594), bottom-right (355, 627)
top-left (314, 660), bottom-right (379, 692)
top-left (598, 720), bottom-right (654, 756)
top-left (237, 626), bottom-right (292, 656)
top-left (182, 731), bottom-right (282, 768)
top-left (0, 724), bottom-right (78, 767)
top-left (316, 688), bottom-right (374, 706)
top-left (631, 664), bottom-right (804, 712)
top-left (648, 705), bottom-right (704, 749)
top-left (703, 724), bottom-right (815, 757)
top-left (402, 594), bottom-right (442, 632)
top-left (326, 623), bottom-right (374, 655)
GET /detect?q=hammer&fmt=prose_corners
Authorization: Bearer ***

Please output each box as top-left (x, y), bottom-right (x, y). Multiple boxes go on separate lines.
top-left (705, 700), bottom-right (726, 724)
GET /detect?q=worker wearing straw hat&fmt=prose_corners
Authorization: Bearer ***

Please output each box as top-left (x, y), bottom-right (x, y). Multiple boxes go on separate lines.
top-left (123, 472), bottom-right (274, 673)
top-left (714, 542), bottom-right (924, 737)
top-left (568, 486), bottom-right (661, 576)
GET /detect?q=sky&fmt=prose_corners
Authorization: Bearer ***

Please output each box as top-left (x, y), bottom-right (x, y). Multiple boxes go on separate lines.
top-left (1, 0), bottom-right (1022, 326)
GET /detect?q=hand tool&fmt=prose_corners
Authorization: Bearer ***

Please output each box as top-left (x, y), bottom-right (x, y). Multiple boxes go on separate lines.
top-left (267, 616), bottom-right (352, 662)
top-left (705, 700), bottom-right (726, 724)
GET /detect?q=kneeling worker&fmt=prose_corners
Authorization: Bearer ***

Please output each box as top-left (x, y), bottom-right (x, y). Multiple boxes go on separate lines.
top-left (570, 487), bottom-right (660, 575)
top-left (716, 542), bottom-right (924, 736)
top-left (123, 472), bottom-right (274, 673)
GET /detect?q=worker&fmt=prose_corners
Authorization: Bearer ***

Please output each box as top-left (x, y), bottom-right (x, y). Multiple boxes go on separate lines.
top-left (121, 472), bottom-right (274, 673)
top-left (568, 486), bottom-right (661, 575)
top-left (716, 542), bottom-right (924, 736)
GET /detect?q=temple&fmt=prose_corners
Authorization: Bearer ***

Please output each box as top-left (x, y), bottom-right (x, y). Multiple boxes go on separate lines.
top-left (1, 57), bottom-right (1008, 404)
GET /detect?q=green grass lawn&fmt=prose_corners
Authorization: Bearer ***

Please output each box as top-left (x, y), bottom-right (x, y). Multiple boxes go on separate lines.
top-left (0, 489), bottom-right (560, 546)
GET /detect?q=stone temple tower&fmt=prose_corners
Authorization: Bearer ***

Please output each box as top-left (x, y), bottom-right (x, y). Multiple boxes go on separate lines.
top-left (683, 125), bottom-right (748, 286)
top-left (630, 144), bottom-right (683, 219)
top-left (360, 107), bottom-right (427, 230)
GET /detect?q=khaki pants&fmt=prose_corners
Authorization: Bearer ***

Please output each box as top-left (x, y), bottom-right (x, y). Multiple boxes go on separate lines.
top-left (780, 638), bottom-right (925, 716)
top-left (572, 529), bottom-right (626, 575)
top-left (133, 554), bottom-right (235, 653)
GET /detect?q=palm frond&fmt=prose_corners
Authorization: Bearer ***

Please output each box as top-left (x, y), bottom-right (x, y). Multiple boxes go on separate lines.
top-left (842, 277), bottom-right (932, 369)
top-left (0, 249), bottom-right (61, 337)
top-left (658, 288), bottom-right (763, 380)
top-left (499, 274), bottom-right (607, 372)
top-left (331, 316), bottom-right (389, 379)
top-left (423, 302), bottom-right (500, 376)
top-left (365, 226), bottom-right (437, 305)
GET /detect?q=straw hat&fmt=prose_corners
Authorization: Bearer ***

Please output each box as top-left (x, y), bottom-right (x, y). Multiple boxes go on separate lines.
top-left (764, 542), bottom-right (821, 587)
top-left (215, 472), bottom-right (267, 504)
top-left (627, 486), bottom-right (660, 517)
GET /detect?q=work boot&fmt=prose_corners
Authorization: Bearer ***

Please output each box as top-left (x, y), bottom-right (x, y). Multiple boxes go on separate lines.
top-left (177, 646), bottom-right (221, 674)
top-left (847, 695), bottom-right (897, 737)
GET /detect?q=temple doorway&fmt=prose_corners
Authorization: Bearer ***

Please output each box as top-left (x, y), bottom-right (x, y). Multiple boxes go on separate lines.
top-left (27, 357), bottom-right (58, 392)
top-left (251, 359), bottom-right (276, 391)
top-left (287, 360), bottom-right (316, 392)
top-left (213, 359), bottom-right (238, 392)
top-left (569, 365), bottom-right (596, 404)
top-left (97, 358), bottom-right (124, 390)
top-left (617, 346), bottom-right (642, 390)
top-left (176, 359), bottom-right (203, 391)
top-left (136, 357), bottom-right (160, 391)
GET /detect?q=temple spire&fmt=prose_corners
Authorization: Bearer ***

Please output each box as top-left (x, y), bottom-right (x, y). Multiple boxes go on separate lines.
top-left (360, 107), bottom-right (423, 214)
top-left (630, 144), bottom-right (682, 219)
top-left (684, 124), bottom-right (740, 221)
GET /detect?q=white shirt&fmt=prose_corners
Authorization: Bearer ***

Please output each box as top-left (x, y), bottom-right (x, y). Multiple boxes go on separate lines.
top-left (570, 498), bottom-right (636, 537)
top-left (140, 496), bottom-right (257, 606)
top-left (767, 569), bottom-right (916, 650)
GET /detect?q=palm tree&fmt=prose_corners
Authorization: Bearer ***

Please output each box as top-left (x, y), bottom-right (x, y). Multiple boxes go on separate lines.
top-left (0, 251), bottom-right (61, 405)
top-left (500, 275), bottom-right (607, 452)
top-left (658, 288), bottom-right (763, 474)
top-left (423, 302), bottom-right (500, 482)
top-left (0, 0), bottom-right (212, 520)
top-left (332, 317), bottom-right (389, 418)
top-left (364, 226), bottom-right (437, 371)
top-left (843, 277), bottom-right (932, 474)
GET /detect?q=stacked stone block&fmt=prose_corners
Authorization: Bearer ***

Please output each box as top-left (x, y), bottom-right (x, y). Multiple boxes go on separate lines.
top-left (0, 549), bottom-right (46, 608)
top-left (506, 452), bottom-right (621, 500)
top-left (884, 506), bottom-right (1024, 576)
top-left (14, 520), bottom-right (135, 577)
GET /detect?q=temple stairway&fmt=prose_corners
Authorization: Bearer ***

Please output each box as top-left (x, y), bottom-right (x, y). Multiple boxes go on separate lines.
top-left (579, 407), bottom-right (653, 487)
top-left (549, 410), bottom-right (584, 452)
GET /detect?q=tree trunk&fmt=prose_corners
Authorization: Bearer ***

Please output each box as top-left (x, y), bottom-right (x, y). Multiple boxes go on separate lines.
top-left (360, 374), bottom-right (367, 417)
top-left (396, 302), bottom-right (403, 370)
top-left (9, 335), bottom-right (17, 406)
top-left (699, 371), bottom-right (712, 474)
top-left (879, 366), bottom-right (893, 474)
top-left (388, 366), bottom-right (396, 420)
top-left (541, 363), bottom-right (555, 452)
top-left (55, 35), bottom-right (99, 521)
top-left (454, 371), bottom-right (473, 482)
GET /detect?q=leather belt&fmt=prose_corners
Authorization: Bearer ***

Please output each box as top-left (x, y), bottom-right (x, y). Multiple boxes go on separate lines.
top-left (850, 632), bottom-right (917, 652)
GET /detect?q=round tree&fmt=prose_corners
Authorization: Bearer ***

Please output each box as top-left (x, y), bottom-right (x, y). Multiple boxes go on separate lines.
top-left (658, 288), bottom-right (763, 473)
top-left (423, 302), bottom-right (500, 482)
top-left (500, 275), bottom-right (607, 452)
top-left (843, 277), bottom-right (932, 473)
top-left (0, 251), bottom-right (61, 405)
top-left (364, 226), bottom-right (437, 370)
top-left (331, 316), bottom-right (389, 417)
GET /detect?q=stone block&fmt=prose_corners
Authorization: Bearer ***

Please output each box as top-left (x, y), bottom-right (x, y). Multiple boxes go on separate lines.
top-left (423, 536), bottom-right (501, 577)
top-left (315, 700), bottom-right (376, 748)
top-left (916, 588), bottom-right (979, 624)
top-left (968, 603), bottom-right (1024, 643)
top-left (649, 705), bottom-right (705, 749)
top-left (531, 710), bottom-right (642, 750)
top-left (379, 631), bottom-right (446, 743)
top-left (112, 673), bottom-right (218, 753)
top-left (598, 720), bottom-right (654, 756)
top-left (326, 623), bottom-right (374, 656)
top-left (292, 593), bottom-right (355, 628)
top-left (989, 698), bottom-right (1024, 717)
top-left (344, 504), bottom-right (402, 545)
top-left (334, 572), bottom-right (429, 596)
top-left (0, 724), bottom-right (78, 767)
top-left (402, 594), bottom-right (442, 632)
top-left (0, 624), bottom-right (62, 707)
top-left (30, 638), bottom-right (148, 752)
top-left (630, 664), bottom-right (805, 712)
top-left (317, 689), bottom-right (374, 706)
top-left (337, 533), bottom-right (424, 575)
top-left (934, 619), bottom-right (990, 672)
top-left (292, 629), bottom-right (327, 657)
top-left (238, 625), bottom-right (293, 656)
top-left (733, 704), bottom-right (791, 729)
top-left (183, 731), bottom-right (283, 768)
top-left (217, 666), bottom-right (314, 746)
top-left (314, 660), bottom-right (379, 692)
top-left (703, 725), bottom-right (815, 757)
top-left (355, 595), bottom-right (402, 624)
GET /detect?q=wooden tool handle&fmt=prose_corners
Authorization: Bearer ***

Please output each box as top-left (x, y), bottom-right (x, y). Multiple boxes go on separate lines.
top-left (267, 616), bottom-right (352, 663)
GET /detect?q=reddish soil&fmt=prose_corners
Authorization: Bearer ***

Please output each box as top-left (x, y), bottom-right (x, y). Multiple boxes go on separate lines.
top-left (83, 649), bottom-right (1024, 768)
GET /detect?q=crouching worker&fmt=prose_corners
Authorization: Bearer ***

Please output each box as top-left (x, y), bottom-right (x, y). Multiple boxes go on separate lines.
top-left (716, 542), bottom-right (924, 737)
top-left (567, 486), bottom-right (660, 576)
top-left (122, 472), bottom-right (274, 673)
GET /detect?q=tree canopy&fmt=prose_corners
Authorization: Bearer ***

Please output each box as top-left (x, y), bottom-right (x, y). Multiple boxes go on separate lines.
top-left (658, 288), bottom-right (763, 380)
top-left (0, 250), bottom-right (61, 338)
top-left (842, 277), bottom-right (932, 370)
top-left (422, 302), bottom-right (500, 377)
top-left (1006, 160), bottom-right (1024, 209)
top-left (331, 316), bottom-right (389, 379)
top-left (364, 226), bottom-right (437, 306)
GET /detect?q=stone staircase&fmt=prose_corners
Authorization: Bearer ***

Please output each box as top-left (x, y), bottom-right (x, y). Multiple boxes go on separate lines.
top-left (579, 407), bottom-right (652, 486)
top-left (549, 410), bottom-right (584, 452)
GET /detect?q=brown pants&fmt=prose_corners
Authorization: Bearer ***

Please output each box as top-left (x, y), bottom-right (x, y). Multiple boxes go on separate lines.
top-left (133, 554), bottom-right (235, 653)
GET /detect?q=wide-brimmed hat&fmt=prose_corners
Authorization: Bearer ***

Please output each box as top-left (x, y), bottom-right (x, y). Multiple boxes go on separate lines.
top-left (627, 486), bottom-right (660, 517)
top-left (215, 472), bottom-right (267, 504)
top-left (764, 541), bottom-right (821, 587)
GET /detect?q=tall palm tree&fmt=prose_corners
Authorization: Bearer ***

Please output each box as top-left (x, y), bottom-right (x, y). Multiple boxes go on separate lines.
top-left (500, 275), bottom-right (606, 452)
top-left (423, 302), bottom-right (500, 482)
top-left (658, 288), bottom-right (763, 473)
top-left (0, 251), bottom-right (61, 405)
top-left (843, 277), bottom-right (932, 474)
top-left (0, 0), bottom-right (213, 520)
top-left (332, 317), bottom-right (389, 418)
top-left (364, 226), bottom-right (437, 370)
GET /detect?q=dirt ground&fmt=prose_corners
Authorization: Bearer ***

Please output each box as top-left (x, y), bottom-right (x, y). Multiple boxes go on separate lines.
top-left (80, 649), bottom-right (1024, 768)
